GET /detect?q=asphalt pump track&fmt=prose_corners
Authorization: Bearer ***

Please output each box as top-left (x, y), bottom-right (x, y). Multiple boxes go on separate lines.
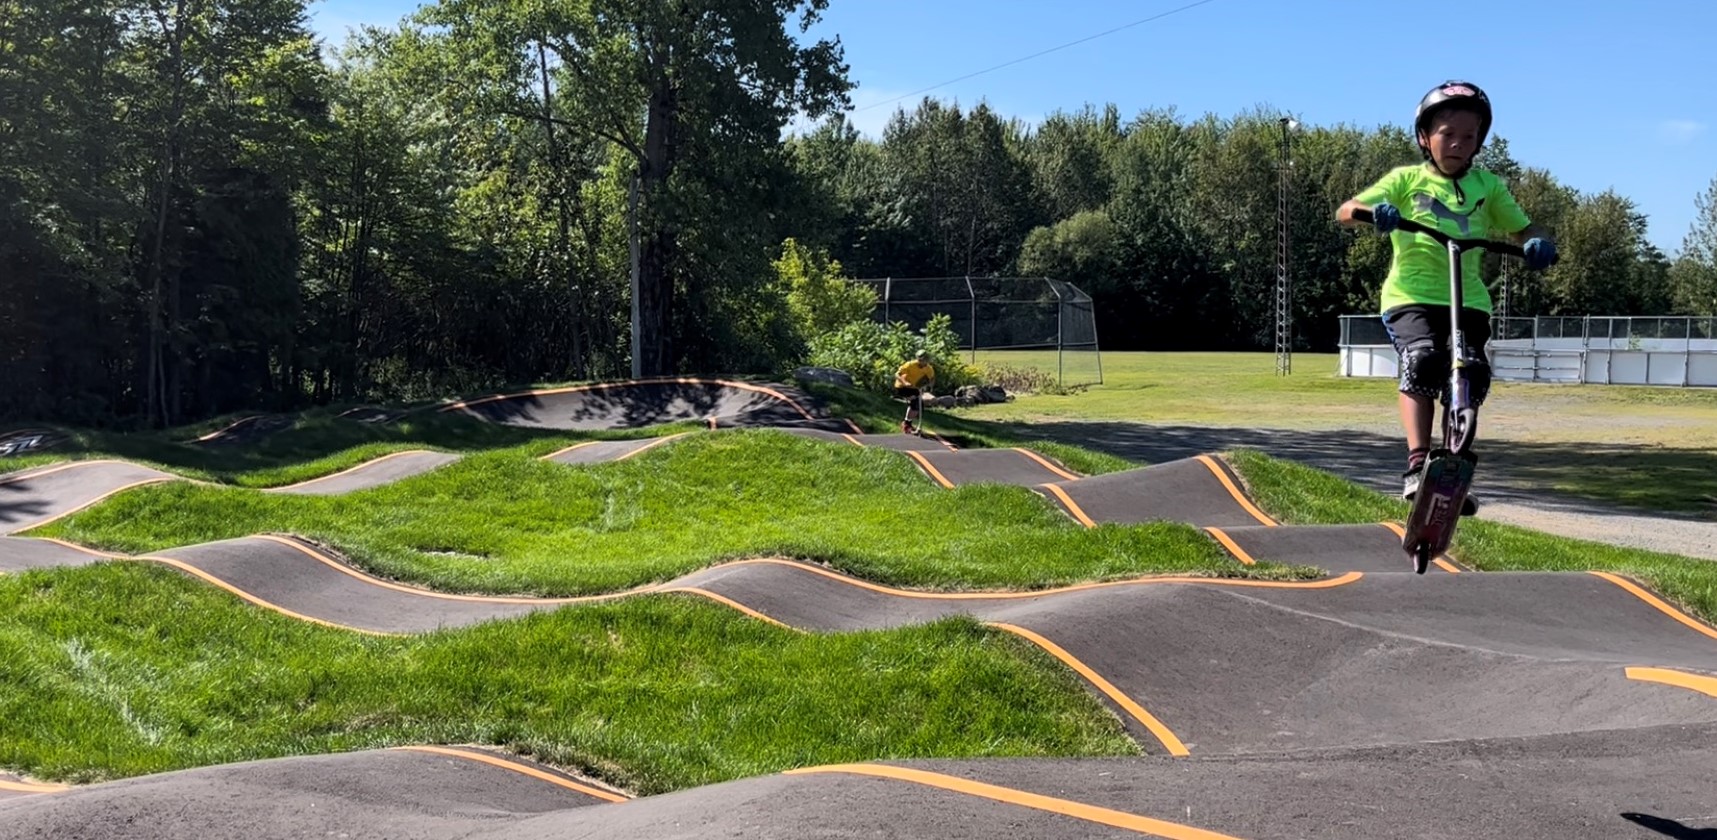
top-left (3, 382), bottom-right (1716, 838)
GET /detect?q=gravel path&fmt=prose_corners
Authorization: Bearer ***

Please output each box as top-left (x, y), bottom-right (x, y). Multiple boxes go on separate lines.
top-left (1023, 419), bottom-right (1717, 562)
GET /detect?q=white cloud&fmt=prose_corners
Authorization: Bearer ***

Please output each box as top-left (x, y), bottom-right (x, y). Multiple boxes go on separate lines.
top-left (1659, 119), bottom-right (1706, 144)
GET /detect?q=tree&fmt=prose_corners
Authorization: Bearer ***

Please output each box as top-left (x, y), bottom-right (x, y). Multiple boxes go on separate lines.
top-left (1016, 211), bottom-right (1121, 295)
top-left (1539, 191), bottom-right (1650, 314)
top-left (775, 237), bottom-right (876, 338)
top-left (423, 0), bottom-right (853, 376)
top-left (1670, 174), bottom-right (1717, 314)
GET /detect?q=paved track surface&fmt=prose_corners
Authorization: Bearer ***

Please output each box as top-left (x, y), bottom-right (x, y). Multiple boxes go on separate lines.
top-left (265, 450), bottom-right (463, 495)
top-left (438, 377), bottom-right (850, 432)
top-left (0, 460), bottom-right (174, 534)
top-left (4, 387), bottom-right (1716, 839)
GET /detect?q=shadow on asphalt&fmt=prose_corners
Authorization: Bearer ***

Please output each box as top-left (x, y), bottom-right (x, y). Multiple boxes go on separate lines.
top-left (1622, 813), bottom-right (1717, 839)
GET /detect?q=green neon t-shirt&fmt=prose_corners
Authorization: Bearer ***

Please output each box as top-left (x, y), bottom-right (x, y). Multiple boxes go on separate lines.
top-left (1355, 163), bottom-right (1531, 314)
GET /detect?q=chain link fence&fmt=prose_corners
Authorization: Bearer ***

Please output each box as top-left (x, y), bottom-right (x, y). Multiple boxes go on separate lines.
top-left (852, 276), bottom-right (1103, 388)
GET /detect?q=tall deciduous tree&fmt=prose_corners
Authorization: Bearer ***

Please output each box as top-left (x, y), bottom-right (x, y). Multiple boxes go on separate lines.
top-left (423, 0), bottom-right (852, 376)
top-left (1670, 174), bottom-right (1717, 314)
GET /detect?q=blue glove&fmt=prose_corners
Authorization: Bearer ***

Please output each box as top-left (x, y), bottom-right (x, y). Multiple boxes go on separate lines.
top-left (1371, 202), bottom-right (1401, 234)
top-left (1523, 238), bottom-right (1557, 270)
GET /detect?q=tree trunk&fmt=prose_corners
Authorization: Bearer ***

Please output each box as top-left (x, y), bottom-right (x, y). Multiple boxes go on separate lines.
top-left (142, 0), bottom-right (191, 428)
top-left (635, 67), bottom-right (678, 376)
top-left (536, 39), bottom-right (584, 380)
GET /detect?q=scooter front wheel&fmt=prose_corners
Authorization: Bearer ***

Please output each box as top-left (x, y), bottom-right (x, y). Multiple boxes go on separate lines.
top-left (1412, 542), bottom-right (1431, 575)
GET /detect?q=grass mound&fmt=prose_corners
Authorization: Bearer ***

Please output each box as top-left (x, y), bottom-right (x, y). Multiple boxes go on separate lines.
top-left (1228, 449), bottom-right (1717, 624)
top-left (0, 563), bottom-right (1138, 794)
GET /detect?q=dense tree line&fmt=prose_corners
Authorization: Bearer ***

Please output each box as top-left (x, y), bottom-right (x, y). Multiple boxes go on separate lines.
top-left (3, 0), bottom-right (1714, 426)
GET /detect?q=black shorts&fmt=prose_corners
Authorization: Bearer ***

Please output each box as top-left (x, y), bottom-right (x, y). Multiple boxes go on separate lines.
top-left (893, 386), bottom-right (921, 401)
top-left (1382, 305), bottom-right (1491, 359)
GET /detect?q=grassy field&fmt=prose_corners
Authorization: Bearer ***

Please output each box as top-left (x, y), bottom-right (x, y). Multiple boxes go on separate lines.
top-left (967, 350), bottom-right (1717, 441)
top-left (961, 350), bottom-right (1717, 515)
top-left (35, 430), bottom-right (1283, 596)
top-left (0, 563), bottom-right (1137, 793)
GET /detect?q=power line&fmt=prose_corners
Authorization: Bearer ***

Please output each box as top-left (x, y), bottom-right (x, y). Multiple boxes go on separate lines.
top-left (853, 0), bottom-right (1225, 113)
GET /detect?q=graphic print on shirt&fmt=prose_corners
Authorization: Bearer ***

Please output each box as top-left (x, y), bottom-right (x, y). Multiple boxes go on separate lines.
top-left (1412, 193), bottom-right (1486, 235)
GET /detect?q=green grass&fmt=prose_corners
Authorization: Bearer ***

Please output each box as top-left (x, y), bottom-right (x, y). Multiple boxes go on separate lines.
top-left (951, 351), bottom-right (1717, 516)
top-left (962, 350), bottom-right (1717, 434)
top-left (36, 430), bottom-right (1288, 596)
top-left (1227, 449), bottom-right (1717, 624)
top-left (1, 410), bottom-right (695, 489)
top-left (0, 563), bottom-right (1138, 793)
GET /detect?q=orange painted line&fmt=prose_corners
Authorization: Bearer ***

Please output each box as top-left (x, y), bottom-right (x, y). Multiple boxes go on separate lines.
top-left (1376, 523), bottom-right (1461, 574)
top-left (539, 440), bottom-right (602, 461)
top-left (1193, 455), bottom-right (1276, 527)
top-left (1625, 667), bottom-right (1717, 698)
top-left (0, 458), bottom-right (143, 486)
top-left (9, 477), bottom-right (175, 534)
top-left (1202, 527), bottom-right (1256, 566)
top-left (438, 377), bottom-right (817, 421)
top-left (842, 418), bottom-right (864, 434)
top-left (783, 764), bottom-right (1243, 838)
top-left (721, 557), bottom-right (1362, 601)
top-left (1012, 448), bottom-right (1081, 482)
top-left (839, 434), bottom-right (865, 447)
top-left (904, 451), bottom-right (957, 489)
top-left (1038, 484), bottom-right (1096, 528)
top-left (193, 415), bottom-right (260, 442)
top-left (926, 431), bottom-right (958, 450)
top-left (662, 587), bottom-right (797, 630)
top-left (138, 555), bottom-right (400, 637)
top-left (38, 538), bottom-right (122, 559)
top-left (989, 622), bottom-right (1189, 756)
top-left (0, 778), bottom-right (68, 793)
top-left (1591, 572), bottom-right (1717, 642)
top-left (394, 745), bottom-right (629, 801)
top-left (267, 449), bottom-right (441, 492)
top-left (252, 535), bottom-right (638, 605)
top-left (0, 461), bottom-right (82, 486)
top-left (613, 433), bottom-right (689, 462)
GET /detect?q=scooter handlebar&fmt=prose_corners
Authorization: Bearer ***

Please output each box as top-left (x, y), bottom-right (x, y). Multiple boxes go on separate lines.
top-left (1352, 207), bottom-right (1528, 260)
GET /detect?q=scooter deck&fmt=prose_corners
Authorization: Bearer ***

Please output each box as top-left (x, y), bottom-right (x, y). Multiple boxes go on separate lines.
top-left (1401, 450), bottom-right (1476, 567)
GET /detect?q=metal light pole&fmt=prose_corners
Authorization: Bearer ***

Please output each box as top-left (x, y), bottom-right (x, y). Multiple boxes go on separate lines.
top-left (1274, 117), bottom-right (1297, 376)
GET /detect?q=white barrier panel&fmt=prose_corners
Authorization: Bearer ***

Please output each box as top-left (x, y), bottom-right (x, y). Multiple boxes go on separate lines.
top-left (1339, 346), bottom-right (1399, 378)
top-left (1342, 342), bottom-right (1717, 387)
top-left (1693, 353), bottom-right (1717, 387)
top-left (1493, 348), bottom-right (1581, 383)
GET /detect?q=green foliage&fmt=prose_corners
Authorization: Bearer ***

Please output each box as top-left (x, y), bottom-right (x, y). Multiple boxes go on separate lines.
top-left (807, 314), bottom-right (976, 392)
top-left (1016, 210), bottom-right (1122, 295)
top-left (776, 237), bottom-right (878, 338)
top-left (1670, 174), bottom-right (1717, 314)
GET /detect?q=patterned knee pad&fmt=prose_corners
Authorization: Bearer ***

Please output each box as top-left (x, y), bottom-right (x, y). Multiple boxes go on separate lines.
top-left (1459, 360), bottom-right (1492, 407)
top-left (1397, 343), bottom-right (1449, 400)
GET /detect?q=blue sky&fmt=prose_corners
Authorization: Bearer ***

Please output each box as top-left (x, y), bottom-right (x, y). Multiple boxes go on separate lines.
top-left (307, 0), bottom-right (1715, 253)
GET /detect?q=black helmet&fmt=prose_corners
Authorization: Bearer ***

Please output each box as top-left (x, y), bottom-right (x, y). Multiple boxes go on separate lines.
top-left (1414, 80), bottom-right (1492, 162)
